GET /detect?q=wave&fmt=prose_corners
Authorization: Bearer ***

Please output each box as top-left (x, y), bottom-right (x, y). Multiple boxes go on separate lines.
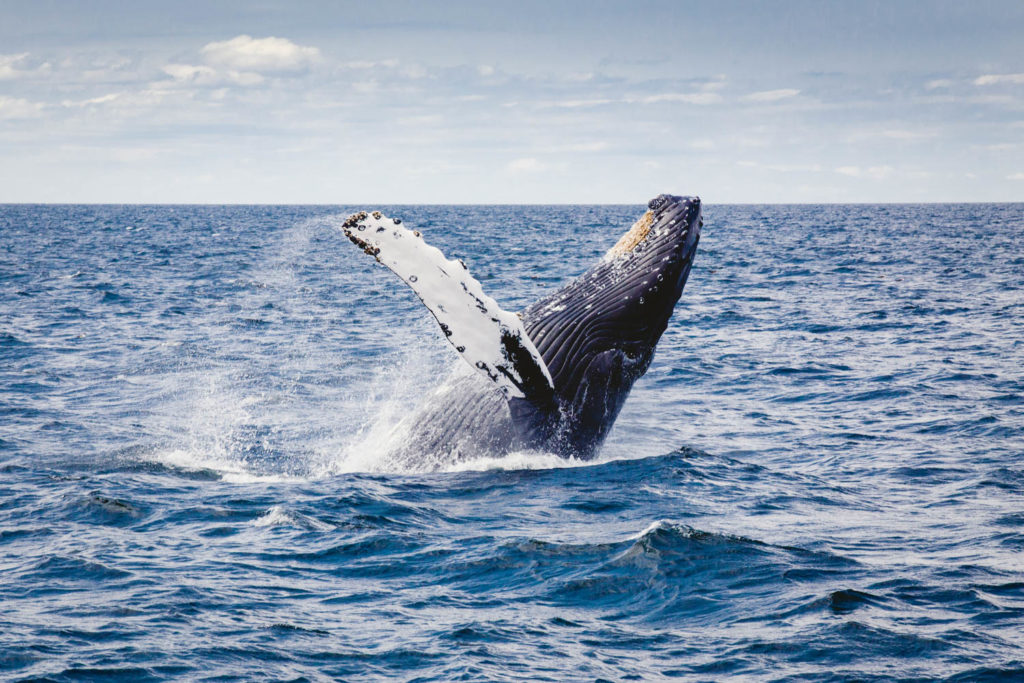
top-left (251, 505), bottom-right (335, 531)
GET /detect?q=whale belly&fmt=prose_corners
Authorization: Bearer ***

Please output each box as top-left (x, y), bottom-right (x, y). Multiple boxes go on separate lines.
top-left (387, 370), bottom-right (515, 470)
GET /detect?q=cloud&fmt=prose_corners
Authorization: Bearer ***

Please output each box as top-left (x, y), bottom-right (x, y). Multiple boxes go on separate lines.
top-left (638, 92), bottom-right (722, 105)
top-left (925, 79), bottom-right (953, 90)
top-left (396, 114), bottom-right (443, 127)
top-left (159, 38), bottom-right (316, 94)
top-left (974, 73), bottom-right (1024, 86)
top-left (0, 52), bottom-right (49, 80)
top-left (163, 63), bottom-right (218, 83)
top-left (199, 35), bottom-right (320, 73)
top-left (0, 52), bottom-right (29, 79)
top-left (564, 72), bottom-right (595, 82)
top-left (548, 98), bottom-right (615, 108)
top-left (835, 165), bottom-right (894, 179)
top-left (341, 59), bottom-right (399, 70)
top-left (507, 157), bottom-right (543, 173)
top-left (0, 95), bottom-right (43, 119)
top-left (842, 127), bottom-right (941, 144)
top-left (699, 76), bottom-right (728, 92)
top-left (738, 160), bottom-right (822, 172)
top-left (743, 88), bottom-right (800, 102)
top-left (563, 141), bottom-right (609, 152)
top-left (1008, 172), bottom-right (1024, 181)
top-left (544, 92), bottom-right (722, 108)
top-left (61, 93), bottom-right (120, 107)
top-left (161, 63), bottom-right (264, 87)
top-left (399, 63), bottom-right (428, 79)
top-left (881, 129), bottom-right (938, 140)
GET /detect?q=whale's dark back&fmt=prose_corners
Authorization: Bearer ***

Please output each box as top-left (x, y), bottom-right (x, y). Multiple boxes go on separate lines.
top-left (390, 195), bottom-right (702, 469)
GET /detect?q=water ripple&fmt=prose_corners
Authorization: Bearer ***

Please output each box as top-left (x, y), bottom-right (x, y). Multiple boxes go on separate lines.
top-left (1, 204), bottom-right (1022, 680)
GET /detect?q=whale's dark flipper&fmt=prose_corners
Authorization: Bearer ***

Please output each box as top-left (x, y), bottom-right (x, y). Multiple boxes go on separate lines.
top-left (343, 211), bottom-right (556, 410)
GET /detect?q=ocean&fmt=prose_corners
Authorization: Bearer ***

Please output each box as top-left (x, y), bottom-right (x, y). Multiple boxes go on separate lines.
top-left (1, 203), bottom-right (1022, 681)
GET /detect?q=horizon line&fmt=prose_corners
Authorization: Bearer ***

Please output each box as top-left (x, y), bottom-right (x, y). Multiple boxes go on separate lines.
top-left (2, 200), bottom-right (1023, 207)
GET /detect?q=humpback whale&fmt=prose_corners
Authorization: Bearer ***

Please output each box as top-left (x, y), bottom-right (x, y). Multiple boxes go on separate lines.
top-left (343, 194), bottom-right (702, 469)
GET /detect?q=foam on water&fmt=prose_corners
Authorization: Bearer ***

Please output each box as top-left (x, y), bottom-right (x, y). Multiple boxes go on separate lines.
top-left (439, 448), bottom-right (590, 473)
top-left (149, 448), bottom-right (306, 483)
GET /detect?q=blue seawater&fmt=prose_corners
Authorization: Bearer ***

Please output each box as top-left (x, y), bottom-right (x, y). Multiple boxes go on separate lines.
top-left (1, 203), bottom-right (1023, 681)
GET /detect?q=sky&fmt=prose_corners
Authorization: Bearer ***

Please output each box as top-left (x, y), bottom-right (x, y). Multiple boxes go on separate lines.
top-left (1, 0), bottom-right (1022, 203)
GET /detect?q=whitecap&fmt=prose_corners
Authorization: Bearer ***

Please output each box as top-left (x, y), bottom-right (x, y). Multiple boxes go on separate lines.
top-left (251, 505), bottom-right (334, 531)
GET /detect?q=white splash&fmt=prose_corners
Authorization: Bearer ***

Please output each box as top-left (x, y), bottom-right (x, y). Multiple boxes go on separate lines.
top-left (129, 212), bottom-right (660, 482)
top-left (439, 449), bottom-right (591, 473)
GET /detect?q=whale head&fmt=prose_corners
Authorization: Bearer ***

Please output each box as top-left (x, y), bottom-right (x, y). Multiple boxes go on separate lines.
top-left (522, 194), bottom-right (702, 455)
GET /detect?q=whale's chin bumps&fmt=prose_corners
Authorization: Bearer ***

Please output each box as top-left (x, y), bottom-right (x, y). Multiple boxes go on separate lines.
top-left (343, 194), bottom-right (702, 470)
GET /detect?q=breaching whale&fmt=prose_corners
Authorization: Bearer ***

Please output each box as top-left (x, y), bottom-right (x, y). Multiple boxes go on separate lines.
top-left (343, 194), bottom-right (702, 469)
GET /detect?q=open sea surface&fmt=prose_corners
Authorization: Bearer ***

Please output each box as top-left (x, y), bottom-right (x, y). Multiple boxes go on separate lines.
top-left (1, 202), bottom-right (1023, 681)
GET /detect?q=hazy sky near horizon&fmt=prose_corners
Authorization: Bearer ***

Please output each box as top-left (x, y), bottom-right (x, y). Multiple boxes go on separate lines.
top-left (1, 0), bottom-right (1023, 203)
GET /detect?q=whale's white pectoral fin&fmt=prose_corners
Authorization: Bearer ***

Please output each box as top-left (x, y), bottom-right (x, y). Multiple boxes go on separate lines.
top-left (343, 211), bottom-right (555, 403)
